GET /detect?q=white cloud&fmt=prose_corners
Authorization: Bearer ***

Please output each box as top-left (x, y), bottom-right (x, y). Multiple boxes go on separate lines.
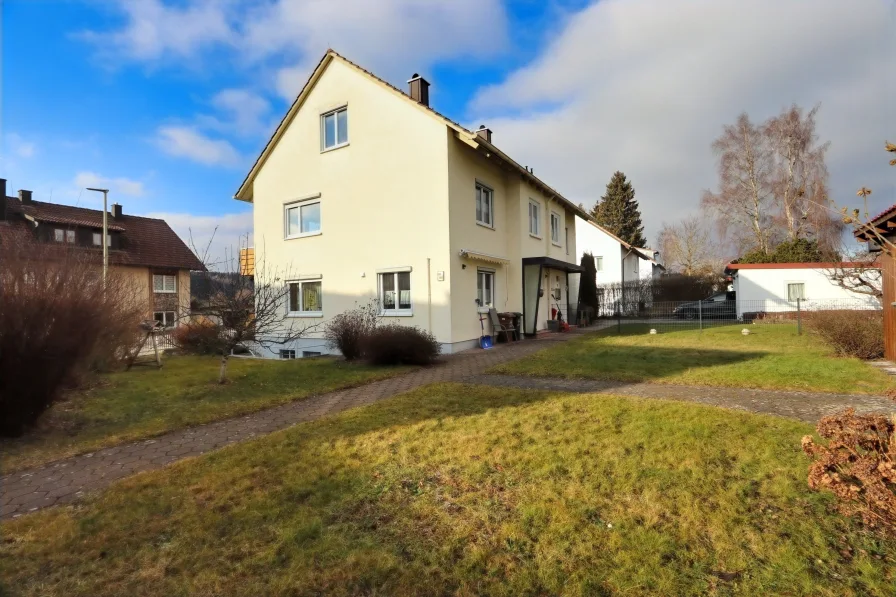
top-left (155, 125), bottom-right (242, 167)
top-left (142, 210), bottom-right (253, 270)
top-left (83, 0), bottom-right (509, 99)
top-left (73, 171), bottom-right (146, 197)
top-left (5, 133), bottom-right (36, 159)
top-left (197, 88), bottom-right (271, 137)
top-left (470, 0), bottom-right (896, 246)
top-left (79, 0), bottom-right (234, 62)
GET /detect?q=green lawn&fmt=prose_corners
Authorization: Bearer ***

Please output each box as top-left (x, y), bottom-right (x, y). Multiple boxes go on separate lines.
top-left (491, 324), bottom-right (891, 394)
top-left (0, 356), bottom-right (410, 472)
top-left (2, 383), bottom-right (893, 596)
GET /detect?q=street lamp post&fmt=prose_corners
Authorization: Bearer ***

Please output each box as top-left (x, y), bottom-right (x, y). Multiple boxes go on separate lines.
top-left (86, 187), bottom-right (109, 284)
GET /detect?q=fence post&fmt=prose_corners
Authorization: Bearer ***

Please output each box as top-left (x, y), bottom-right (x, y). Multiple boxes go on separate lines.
top-left (698, 298), bottom-right (703, 332)
top-left (797, 297), bottom-right (802, 335)
top-left (617, 304), bottom-right (622, 334)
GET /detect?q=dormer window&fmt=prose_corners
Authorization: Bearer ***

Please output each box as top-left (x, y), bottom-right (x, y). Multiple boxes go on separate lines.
top-left (93, 232), bottom-right (112, 247)
top-left (54, 229), bottom-right (75, 243)
top-left (321, 106), bottom-right (348, 151)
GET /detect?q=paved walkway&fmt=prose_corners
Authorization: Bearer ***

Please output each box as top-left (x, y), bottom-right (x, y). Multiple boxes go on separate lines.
top-left (465, 375), bottom-right (895, 423)
top-left (0, 333), bottom-right (581, 519)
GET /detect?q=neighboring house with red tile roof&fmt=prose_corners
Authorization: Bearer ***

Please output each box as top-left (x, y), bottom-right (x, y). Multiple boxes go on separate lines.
top-left (0, 179), bottom-right (205, 328)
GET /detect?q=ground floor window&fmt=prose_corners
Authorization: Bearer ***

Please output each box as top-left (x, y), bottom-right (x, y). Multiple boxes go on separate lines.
top-left (279, 349), bottom-right (296, 359)
top-left (477, 269), bottom-right (495, 308)
top-left (153, 311), bottom-right (176, 328)
top-left (302, 351), bottom-right (322, 358)
top-left (787, 282), bottom-right (805, 302)
top-left (288, 279), bottom-right (323, 315)
top-left (379, 271), bottom-right (411, 314)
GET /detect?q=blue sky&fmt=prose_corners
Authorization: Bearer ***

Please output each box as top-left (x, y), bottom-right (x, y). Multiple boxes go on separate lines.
top-left (2, 0), bottom-right (894, 260)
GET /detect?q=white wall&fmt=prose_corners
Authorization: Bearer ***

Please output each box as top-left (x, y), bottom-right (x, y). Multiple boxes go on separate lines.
top-left (733, 266), bottom-right (880, 318)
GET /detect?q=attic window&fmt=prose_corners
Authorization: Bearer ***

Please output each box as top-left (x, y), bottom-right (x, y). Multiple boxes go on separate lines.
top-left (54, 229), bottom-right (75, 244)
top-left (93, 232), bottom-right (112, 247)
top-left (321, 106), bottom-right (348, 151)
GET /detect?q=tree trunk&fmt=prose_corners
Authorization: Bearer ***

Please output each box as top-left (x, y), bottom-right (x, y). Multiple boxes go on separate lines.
top-left (218, 354), bottom-right (229, 384)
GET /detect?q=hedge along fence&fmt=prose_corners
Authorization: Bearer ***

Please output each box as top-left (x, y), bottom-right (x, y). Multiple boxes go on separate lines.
top-left (0, 244), bottom-right (144, 436)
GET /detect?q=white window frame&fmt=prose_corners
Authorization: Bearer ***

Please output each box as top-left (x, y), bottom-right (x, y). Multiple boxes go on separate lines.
top-left (594, 256), bottom-right (603, 271)
top-left (528, 200), bottom-right (541, 238)
top-left (475, 182), bottom-right (494, 228)
top-left (65, 230), bottom-right (75, 244)
top-left (477, 269), bottom-right (496, 309)
top-left (320, 106), bottom-right (348, 152)
top-left (153, 311), bottom-right (177, 329)
top-left (786, 282), bottom-right (806, 302)
top-left (378, 269), bottom-right (413, 316)
top-left (279, 349), bottom-right (296, 359)
top-left (53, 228), bottom-right (64, 242)
top-left (92, 232), bottom-right (112, 247)
top-left (287, 278), bottom-right (323, 317)
top-left (550, 212), bottom-right (561, 245)
top-left (284, 195), bottom-right (322, 239)
top-left (153, 274), bottom-right (177, 294)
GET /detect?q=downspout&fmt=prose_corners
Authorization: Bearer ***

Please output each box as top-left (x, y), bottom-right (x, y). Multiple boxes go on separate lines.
top-left (531, 264), bottom-right (544, 335)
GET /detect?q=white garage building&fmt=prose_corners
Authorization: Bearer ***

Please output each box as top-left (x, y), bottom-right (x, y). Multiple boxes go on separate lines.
top-left (726, 262), bottom-right (880, 319)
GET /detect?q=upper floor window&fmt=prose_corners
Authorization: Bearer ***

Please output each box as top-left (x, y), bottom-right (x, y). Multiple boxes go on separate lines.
top-left (153, 274), bottom-right (177, 293)
top-left (92, 232), bottom-right (112, 247)
top-left (285, 199), bottom-right (321, 238)
top-left (550, 212), bottom-right (561, 244)
top-left (288, 279), bottom-right (323, 316)
top-left (528, 201), bottom-right (541, 237)
top-left (54, 229), bottom-right (75, 244)
top-left (379, 271), bottom-right (411, 315)
top-left (321, 106), bottom-right (348, 151)
top-left (594, 256), bottom-right (603, 271)
top-left (475, 182), bottom-right (494, 228)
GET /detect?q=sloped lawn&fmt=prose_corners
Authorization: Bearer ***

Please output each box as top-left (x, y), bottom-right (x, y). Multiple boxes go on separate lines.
top-left (491, 324), bottom-right (891, 394)
top-left (1, 356), bottom-right (411, 472)
top-left (2, 383), bottom-right (893, 596)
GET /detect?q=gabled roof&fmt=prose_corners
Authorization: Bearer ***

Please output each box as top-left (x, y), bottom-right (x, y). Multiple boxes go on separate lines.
top-left (726, 262), bottom-right (878, 271)
top-left (3, 197), bottom-right (205, 271)
top-left (233, 49), bottom-right (589, 220)
top-left (580, 218), bottom-right (661, 266)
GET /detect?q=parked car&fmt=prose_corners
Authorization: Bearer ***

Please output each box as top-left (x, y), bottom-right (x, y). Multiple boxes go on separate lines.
top-left (674, 291), bottom-right (736, 320)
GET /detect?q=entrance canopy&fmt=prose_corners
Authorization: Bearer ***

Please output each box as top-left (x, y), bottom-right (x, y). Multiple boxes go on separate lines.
top-left (521, 256), bottom-right (584, 273)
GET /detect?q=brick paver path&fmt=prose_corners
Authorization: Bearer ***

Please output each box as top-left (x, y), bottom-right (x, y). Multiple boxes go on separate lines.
top-left (0, 334), bottom-right (581, 519)
top-left (465, 374), bottom-right (895, 423)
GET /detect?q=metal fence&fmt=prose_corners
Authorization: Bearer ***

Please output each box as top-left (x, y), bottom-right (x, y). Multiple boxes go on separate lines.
top-left (577, 297), bottom-right (880, 333)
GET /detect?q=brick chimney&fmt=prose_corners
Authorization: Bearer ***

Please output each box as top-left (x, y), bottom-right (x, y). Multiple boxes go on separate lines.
top-left (0, 178), bottom-right (6, 221)
top-left (408, 73), bottom-right (430, 107)
top-left (112, 203), bottom-right (123, 218)
top-left (18, 189), bottom-right (32, 204)
top-left (476, 125), bottom-right (492, 144)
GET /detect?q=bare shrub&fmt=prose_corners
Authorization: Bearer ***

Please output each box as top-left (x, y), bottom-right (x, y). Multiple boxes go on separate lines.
top-left (0, 247), bottom-right (143, 436)
top-left (804, 310), bottom-right (883, 360)
top-left (325, 300), bottom-right (378, 361)
top-left (172, 320), bottom-right (223, 355)
top-left (802, 409), bottom-right (896, 536)
top-left (363, 324), bottom-right (440, 366)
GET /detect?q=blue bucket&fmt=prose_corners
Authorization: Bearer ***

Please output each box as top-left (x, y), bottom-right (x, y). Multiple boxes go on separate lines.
top-left (479, 335), bottom-right (494, 349)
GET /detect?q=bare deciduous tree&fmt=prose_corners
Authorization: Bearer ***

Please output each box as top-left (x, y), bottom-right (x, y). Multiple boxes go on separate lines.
top-left (191, 234), bottom-right (321, 383)
top-left (825, 250), bottom-right (882, 300)
top-left (656, 216), bottom-right (721, 276)
top-left (765, 104), bottom-right (841, 249)
top-left (704, 106), bottom-right (843, 256)
top-left (701, 113), bottom-right (774, 254)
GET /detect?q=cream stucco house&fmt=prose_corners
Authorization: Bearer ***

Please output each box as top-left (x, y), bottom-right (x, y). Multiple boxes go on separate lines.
top-left (235, 50), bottom-right (588, 356)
